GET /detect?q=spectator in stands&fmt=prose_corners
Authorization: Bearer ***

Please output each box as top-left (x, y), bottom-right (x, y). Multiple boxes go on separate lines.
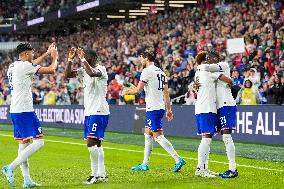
top-left (236, 79), bottom-right (260, 105)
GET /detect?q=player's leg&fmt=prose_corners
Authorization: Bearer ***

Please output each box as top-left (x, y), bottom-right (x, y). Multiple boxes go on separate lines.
top-left (85, 115), bottom-right (109, 184)
top-left (132, 119), bottom-right (153, 171)
top-left (220, 129), bottom-right (238, 178)
top-left (150, 110), bottom-right (186, 172)
top-left (2, 112), bottom-right (43, 187)
top-left (84, 116), bottom-right (99, 184)
top-left (218, 106), bottom-right (238, 178)
top-left (195, 113), bottom-right (217, 178)
top-left (85, 137), bottom-right (100, 184)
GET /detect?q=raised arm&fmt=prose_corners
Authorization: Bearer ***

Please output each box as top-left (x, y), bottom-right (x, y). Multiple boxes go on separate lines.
top-left (37, 46), bottom-right (58, 74)
top-left (77, 48), bottom-right (102, 77)
top-left (32, 43), bottom-right (55, 65)
top-left (65, 47), bottom-right (78, 78)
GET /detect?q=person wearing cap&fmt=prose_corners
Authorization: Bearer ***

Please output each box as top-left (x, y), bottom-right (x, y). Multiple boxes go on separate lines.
top-left (2, 42), bottom-right (58, 188)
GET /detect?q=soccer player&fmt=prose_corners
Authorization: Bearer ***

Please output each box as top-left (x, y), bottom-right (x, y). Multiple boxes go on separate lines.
top-left (194, 51), bottom-right (233, 178)
top-left (123, 48), bottom-right (186, 172)
top-left (201, 51), bottom-right (238, 178)
top-left (2, 42), bottom-right (58, 188)
top-left (65, 47), bottom-right (109, 184)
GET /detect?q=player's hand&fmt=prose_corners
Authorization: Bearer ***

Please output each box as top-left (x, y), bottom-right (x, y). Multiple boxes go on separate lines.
top-left (77, 48), bottom-right (85, 61)
top-left (47, 43), bottom-right (56, 55)
top-left (166, 110), bottom-right (173, 122)
top-left (68, 47), bottom-right (77, 60)
top-left (51, 46), bottom-right (58, 59)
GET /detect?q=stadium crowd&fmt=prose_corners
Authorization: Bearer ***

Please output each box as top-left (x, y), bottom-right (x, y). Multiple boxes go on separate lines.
top-left (0, 0), bottom-right (84, 24)
top-left (0, 0), bottom-right (284, 106)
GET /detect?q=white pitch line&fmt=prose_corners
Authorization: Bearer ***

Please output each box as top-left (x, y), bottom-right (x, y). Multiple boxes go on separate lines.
top-left (0, 133), bottom-right (283, 173)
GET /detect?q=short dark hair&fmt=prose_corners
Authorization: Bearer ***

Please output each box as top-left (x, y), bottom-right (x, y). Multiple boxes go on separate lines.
top-left (16, 42), bottom-right (33, 55)
top-left (140, 48), bottom-right (156, 62)
top-left (85, 50), bottom-right (99, 64)
top-left (207, 50), bottom-right (221, 63)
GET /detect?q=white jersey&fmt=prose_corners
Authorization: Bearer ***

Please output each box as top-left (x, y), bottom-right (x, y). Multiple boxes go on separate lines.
top-left (195, 64), bottom-right (220, 115)
top-left (140, 65), bottom-right (166, 112)
top-left (77, 65), bottom-right (109, 116)
top-left (7, 60), bottom-right (41, 113)
top-left (201, 62), bottom-right (236, 109)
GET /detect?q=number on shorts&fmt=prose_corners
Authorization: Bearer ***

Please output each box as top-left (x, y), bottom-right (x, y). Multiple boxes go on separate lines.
top-left (220, 116), bottom-right (226, 126)
top-left (147, 119), bottom-right (152, 127)
top-left (92, 123), bottom-right (97, 132)
top-left (38, 127), bottom-right (42, 133)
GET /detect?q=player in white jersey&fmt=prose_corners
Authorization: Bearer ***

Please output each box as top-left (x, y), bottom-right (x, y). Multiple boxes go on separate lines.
top-left (124, 48), bottom-right (186, 172)
top-left (2, 42), bottom-right (58, 188)
top-left (200, 51), bottom-right (238, 178)
top-left (194, 51), bottom-right (233, 178)
top-left (65, 47), bottom-right (109, 184)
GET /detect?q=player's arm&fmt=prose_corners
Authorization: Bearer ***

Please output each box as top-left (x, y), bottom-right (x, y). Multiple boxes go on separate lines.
top-left (77, 48), bottom-right (102, 77)
top-left (32, 43), bottom-right (55, 65)
top-left (218, 74), bottom-right (234, 86)
top-left (202, 62), bottom-right (228, 72)
top-left (64, 47), bottom-right (78, 78)
top-left (164, 84), bottom-right (173, 122)
top-left (37, 46), bottom-right (58, 74)
top-left (123, 81), bottom-right (145, 95)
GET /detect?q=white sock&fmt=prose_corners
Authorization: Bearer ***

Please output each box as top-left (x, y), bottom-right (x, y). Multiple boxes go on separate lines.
top-left (142, 133), bottom-right (153, 166)
top-left (197, 138), bottom-right (212, 170)
top-left (155, 135), bottom-right (180, 163)
top-left (97, 146), bottom-right (106, 177)
top-left (223, 134), bottom-right (236, 171)
top-left (10, 139), bottom-right (44, 171)
top-left (18, 143), bottom-right (31, 181)
top-left (88, 146), bottom-right (99, 177)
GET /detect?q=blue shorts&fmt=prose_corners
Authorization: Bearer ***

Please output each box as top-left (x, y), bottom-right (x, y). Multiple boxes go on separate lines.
top-left (217, 106), bottom-right (237, 131)
top-left (11, 112), bottom-right (43, 142)
top-left (195, 112), bottom-right (218, 135)
top-left (84, 115), bottom-right (109, 140)
top-left (145, 109), bottom-right (165, 132)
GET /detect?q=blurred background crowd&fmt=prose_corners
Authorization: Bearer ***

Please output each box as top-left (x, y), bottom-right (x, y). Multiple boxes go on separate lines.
top-left (0, 0), bottom-right (284, 106)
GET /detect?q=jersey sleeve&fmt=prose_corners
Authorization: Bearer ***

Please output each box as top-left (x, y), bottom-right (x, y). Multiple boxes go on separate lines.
top-left (140, 68), bottom-right (150, 83)
top-left (24, 62), bottom-right (41, 76)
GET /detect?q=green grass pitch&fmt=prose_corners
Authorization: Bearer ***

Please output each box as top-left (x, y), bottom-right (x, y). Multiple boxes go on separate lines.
top-left (0, 125), bottom-right (283, 189)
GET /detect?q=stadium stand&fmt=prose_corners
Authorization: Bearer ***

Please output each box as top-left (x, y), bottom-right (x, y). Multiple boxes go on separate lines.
top-left (0, 0), bottom-right (284, 105)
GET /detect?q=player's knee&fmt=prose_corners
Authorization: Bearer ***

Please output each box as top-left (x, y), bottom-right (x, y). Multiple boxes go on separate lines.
top-left (144, 133), bottom-right (153, 142)
top-left (154, 134), bottom-right (164, 142)
top-left (87, 138), bottom-right (101, 147)
top-left (34, 139), bottom-right (44, 148)
top-left (222, 134), bottom-right (233, 144)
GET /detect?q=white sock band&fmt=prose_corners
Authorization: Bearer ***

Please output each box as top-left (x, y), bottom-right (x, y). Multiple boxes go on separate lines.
top-left (97, 146), bottom-right (106, 177)
top-left (88, 146), bottom-right (99, 177)
top-left (10, 139), bottom-right (44, 170)
top-left (142, 133), bottom-right (153, 166)
top-left (155, 135), bottom-right (180, 163)
top-left (223, 134), bottom-right (236, 171)
top-left (18, 143), bottom-right (30, 180)
top-left (197, 138), bottom-right (212, 170)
